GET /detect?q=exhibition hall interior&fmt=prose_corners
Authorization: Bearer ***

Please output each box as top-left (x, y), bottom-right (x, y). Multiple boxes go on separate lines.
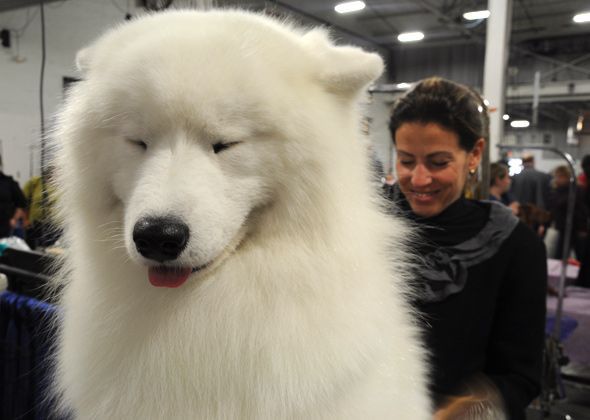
top-left (1, 0), bottom-right (590, 419)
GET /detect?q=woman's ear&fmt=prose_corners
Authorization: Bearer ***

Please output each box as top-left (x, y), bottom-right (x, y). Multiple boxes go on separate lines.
top-left (469, 138), bottom-right (485, 170)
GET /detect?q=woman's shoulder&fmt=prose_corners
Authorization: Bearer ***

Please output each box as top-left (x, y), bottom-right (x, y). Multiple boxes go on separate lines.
top-left (498, 218), bottom-right (546, 264)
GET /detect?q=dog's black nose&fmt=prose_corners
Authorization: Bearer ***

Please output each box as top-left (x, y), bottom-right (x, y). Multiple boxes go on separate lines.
top-left (133, 216), bottom-right (190, 262)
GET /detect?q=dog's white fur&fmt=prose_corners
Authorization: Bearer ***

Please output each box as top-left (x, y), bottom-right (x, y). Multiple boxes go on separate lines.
top-left (53, 10), bottom-right (430, 419)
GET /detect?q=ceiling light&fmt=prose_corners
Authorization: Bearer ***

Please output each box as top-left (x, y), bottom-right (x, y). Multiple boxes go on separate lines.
top-left (503, 114), bottom-right (510, 121)
top-left (463, 10), bottom-right (490, 21)
top-left (396, 82), bottom-right (411, 89)
top-left (510, 120), bottom-right (530, 128)
top-left (397, 32), bottom-right (424, 43)
top-left (573, 12), bottom-right (590, 23)
top-left (335, 1), bottom-right (365, 14)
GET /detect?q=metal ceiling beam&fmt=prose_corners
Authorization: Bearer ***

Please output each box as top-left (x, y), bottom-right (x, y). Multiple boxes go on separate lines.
top-left (416, 0), bottom-right (477, 40)
top-left (265, 0), bottom-right (391, 53)
top-left (356, 9), bottom-right (430, 22)
top-left (512, 48), bottom-right (590, 77)
top-left (541, 53), bottom-right (590, 81)
top-left (0, 0), bottom-right (61, 12)
top-left (415, 0), bottom-right (590, 78)
top-left (507, 79), bottom-right (590, 104)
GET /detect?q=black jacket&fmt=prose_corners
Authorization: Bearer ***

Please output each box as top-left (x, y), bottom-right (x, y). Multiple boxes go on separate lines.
top-left (0, 172), bottom-right (26, 237)
top-left (389, 188), bottom-right (546, 419)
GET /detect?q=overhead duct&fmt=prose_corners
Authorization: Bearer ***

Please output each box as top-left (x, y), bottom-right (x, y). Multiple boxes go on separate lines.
top-left (0, 0), bottom-right (62, 12)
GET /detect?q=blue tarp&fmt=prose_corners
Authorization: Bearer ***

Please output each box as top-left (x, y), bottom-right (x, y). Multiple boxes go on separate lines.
top-left (0, 291), bottom-right (60, 419)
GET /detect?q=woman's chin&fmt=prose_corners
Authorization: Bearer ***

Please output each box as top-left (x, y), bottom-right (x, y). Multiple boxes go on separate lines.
top-left (410, 203), bottom-right (441, 218)
top-left (408, 196), bottom-right (442, 218)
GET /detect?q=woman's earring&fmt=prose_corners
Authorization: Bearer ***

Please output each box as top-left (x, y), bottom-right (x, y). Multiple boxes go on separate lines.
top-left (469, 168), bottom-right (477, 176)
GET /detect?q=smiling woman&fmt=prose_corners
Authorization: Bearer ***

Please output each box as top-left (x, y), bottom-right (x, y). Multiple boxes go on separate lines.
top-left (385, 77), bottom-right (547, 420)
top-left (394, 122), bottom-right (484, 218)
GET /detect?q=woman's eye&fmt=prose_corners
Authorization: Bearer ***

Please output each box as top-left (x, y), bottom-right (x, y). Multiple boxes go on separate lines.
top-left (212, 141), bottom-right (240, 154)
top-left (431, 161), bottom-right (449, 168)
top-left (127, 139), bottom-right (147, 150)
top-left (399, 160), bottom-right (414, 167)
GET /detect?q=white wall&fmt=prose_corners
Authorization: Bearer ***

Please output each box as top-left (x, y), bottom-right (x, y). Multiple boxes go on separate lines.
top-left (0, 0), bottom-right (140, 185)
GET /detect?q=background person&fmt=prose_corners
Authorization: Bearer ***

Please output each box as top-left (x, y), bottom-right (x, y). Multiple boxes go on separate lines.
top-left (23, 167), bottom-right (60, 249)
top-left (489, 162), bottom-right (519, 215)
top-left (388, 77), bottom-right (547, 419)
top-left (547, 165), bottom-right (587, 260)
top-left (0, 154), bottom-right (27, 239)
top-left (576, 155), bottom-right (590, 287)
top-left (510, 154), bottom-right (551, 212)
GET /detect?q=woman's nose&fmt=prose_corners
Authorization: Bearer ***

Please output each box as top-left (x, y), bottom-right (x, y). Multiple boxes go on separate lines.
top-left (411, 165), bottom-right (432, 187)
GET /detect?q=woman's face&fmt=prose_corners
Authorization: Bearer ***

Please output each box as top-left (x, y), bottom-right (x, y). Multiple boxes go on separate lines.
top-left (495, 172), bottom-right (511, 193)
top-left (394, 122), bottom-right (484, 218)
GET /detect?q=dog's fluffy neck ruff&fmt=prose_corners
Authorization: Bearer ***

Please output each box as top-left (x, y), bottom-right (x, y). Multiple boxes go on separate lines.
top-left (57, 175), bottom-right (408, 419)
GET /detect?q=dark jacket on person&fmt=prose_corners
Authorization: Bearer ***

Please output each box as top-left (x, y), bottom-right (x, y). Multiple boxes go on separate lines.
top-left (0, 172), bottom-right (26, 238)
top-left (511, 167), bottom-right (551, 210)
top-left (548, 185), bottom-right (587, 259)
top-left (548, 185), bottom-right (587, 234)
top-left (388, 185), bottom-right (547, 419)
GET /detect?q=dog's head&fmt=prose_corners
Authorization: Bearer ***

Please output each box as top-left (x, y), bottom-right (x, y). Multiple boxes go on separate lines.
top-left (56, 10), bottom-right (383, 287)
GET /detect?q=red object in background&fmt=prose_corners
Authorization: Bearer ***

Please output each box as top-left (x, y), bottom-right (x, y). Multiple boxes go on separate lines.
top-left (578, 172), bottom-right (587, 188)
top-left (568, 258), bottom-right (581, 267)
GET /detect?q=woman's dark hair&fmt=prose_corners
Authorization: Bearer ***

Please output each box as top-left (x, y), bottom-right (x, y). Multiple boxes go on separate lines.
top-left (490, 162), bottom-right (508, 187)
top-left (389, 77), bottom-right (489, 151)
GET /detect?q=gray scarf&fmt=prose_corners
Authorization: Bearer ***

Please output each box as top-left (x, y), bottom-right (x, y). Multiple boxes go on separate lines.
top-left (420, 201), bottom-right (519, 303)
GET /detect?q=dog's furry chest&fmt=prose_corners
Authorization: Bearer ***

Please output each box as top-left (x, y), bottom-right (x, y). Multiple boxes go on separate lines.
top-left (59, 269), bottom-right (401, 419)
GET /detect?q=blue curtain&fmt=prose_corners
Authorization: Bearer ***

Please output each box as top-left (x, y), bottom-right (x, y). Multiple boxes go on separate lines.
top-left (0, 291), bottom-right (61, 420)
top-left (545, 314), bottom-right (578, 341)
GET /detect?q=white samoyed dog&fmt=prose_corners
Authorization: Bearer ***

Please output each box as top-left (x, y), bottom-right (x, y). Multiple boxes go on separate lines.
top-left (52, 9), bottom-right (430, 419)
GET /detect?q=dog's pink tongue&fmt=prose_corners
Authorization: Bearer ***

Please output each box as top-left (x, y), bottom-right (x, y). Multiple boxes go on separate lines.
top-left (148, 267), bottom-right (192, 288)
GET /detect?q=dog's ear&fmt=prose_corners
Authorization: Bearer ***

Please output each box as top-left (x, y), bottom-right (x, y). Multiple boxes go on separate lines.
top-left (302, 28), bottom-right (384, 96)
top-left (75, 47), bottom-right (93, 76)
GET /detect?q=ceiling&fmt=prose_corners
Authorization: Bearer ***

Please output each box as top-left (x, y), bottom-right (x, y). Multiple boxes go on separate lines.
top-left (216, 0), bottom-right (590, 54)
top-left (3, 0), bottom-right (588, 122)
top-left (215, 0), bottom-right (590, 123)
top-left (3, 0), bottom-right (588, 61)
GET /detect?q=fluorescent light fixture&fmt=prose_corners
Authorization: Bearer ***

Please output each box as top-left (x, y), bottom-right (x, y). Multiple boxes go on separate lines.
top-left (396, 82), bottom-right (411, 89)
top-left (508, 158), bottom-right (523, 176)
top-left (510, 120), bottom-right (530, 128)
top-left (463, 10), bottom-right (490, 20)
top-left (573, 12), bottom-right (590, 23)
top-left (397, 31), bottom-right (424, 42)
top-left (503, 114), bottom-right (510, 121)
top-left (335, 1), bottom-right (365, 14)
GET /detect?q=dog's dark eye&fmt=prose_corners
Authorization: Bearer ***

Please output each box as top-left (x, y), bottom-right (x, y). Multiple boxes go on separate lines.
top-left (212, 141), bottom-right (240, 154)
top-left (127, 139), bottom-right (148, 150)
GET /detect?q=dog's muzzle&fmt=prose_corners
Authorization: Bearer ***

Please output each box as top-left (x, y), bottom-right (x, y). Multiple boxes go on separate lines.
top-left (133, 216), bottom-right (190, 262)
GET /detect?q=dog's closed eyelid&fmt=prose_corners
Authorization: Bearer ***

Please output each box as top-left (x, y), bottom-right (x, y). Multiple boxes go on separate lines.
top-left (212, 141), bottom-right (241, 154)
top-left (126, 138), bottom-right (148, 150)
